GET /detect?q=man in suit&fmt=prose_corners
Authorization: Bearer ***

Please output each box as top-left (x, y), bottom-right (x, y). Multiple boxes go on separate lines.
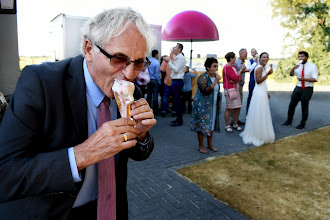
top-left (0, 8), bottom-right (156, 220)
top-left (246, 48), bottom-right (259, 114)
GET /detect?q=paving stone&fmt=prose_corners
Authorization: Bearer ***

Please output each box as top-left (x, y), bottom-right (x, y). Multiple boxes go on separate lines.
top-left (214, 214), bottom-right (231, 220)
top-left (153, 206), bottom-right (172, 219)
top-left (184, 211), bottom-right (200, 220)
top-left (168, 207), bottom-right (191, 218)
top-left (200, 212), bottom-right (217, 220)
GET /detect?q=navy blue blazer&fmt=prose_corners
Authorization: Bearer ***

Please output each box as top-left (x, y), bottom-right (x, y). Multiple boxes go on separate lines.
top-left (0, 55), bottom-right (154, 219)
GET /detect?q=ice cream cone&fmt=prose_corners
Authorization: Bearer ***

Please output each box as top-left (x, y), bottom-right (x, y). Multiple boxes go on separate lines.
top-left (112, 79), bottom-right (135, 118)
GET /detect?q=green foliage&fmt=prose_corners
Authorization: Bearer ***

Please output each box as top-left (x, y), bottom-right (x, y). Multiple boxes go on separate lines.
top-left (271, 0), bottom-right (330, 84)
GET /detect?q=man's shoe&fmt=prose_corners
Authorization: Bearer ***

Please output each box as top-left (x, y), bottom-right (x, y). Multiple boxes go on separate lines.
top-left (160, 111), bottom-right (166, 117)
top-left (237, 120), bottom-right (245, 125)
top-left (281, 121), bottom-right (292, 127)
top-left (170, 121), bottom-right (183, 127)
top-left (171, 119), bottom-right (177, 123)
top-left (295, 124), bottom-right (305, 130)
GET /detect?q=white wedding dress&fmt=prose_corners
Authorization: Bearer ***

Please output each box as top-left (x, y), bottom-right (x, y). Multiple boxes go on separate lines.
top-left (240, 65), bottom-right (275, 146)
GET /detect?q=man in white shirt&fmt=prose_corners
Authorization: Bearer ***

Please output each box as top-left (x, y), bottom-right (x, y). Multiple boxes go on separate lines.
top-left (282, 51), bottom-right (318, 129)
top-left (164, 43), bottom-right (186, 126)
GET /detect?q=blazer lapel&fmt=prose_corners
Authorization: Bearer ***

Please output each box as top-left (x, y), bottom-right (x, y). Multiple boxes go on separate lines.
top-left (65, 55), bottom-right (88, 142)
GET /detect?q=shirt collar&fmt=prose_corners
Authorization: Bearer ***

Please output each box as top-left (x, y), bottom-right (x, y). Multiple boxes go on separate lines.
top-left (83, 58), bottom-right (105, 108)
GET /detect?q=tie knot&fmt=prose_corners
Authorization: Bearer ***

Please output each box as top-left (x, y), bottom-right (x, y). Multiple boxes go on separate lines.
top-left (100, 96), bottom-right (109, 106)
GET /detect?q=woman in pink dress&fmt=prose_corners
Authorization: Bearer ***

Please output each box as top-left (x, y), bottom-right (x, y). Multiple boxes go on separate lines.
top-left (222, 52), bottom-right (246, 132)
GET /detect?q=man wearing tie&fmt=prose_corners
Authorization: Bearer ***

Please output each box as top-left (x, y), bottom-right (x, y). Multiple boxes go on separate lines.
top-left (0, 8), bottom-right (156, 219)
top-left (281, 51), bottom-right (318, 130)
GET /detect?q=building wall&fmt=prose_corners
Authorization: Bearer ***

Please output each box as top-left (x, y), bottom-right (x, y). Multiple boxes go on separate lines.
top-left (0, 14), bottom-right (20, 96)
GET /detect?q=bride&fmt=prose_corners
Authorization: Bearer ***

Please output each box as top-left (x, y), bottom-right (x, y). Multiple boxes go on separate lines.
top-left (240, 52), bottom-right (275, 146)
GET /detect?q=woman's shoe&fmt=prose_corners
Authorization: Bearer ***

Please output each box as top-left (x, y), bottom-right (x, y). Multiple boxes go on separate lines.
top-left (233, 124), bottom-right (242, 131)
top-left (225, 126), bottom-right (233, 133)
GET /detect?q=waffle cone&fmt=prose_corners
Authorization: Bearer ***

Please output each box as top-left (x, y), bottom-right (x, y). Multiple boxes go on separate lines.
top-left (114, 92), bottom-right (131, 118)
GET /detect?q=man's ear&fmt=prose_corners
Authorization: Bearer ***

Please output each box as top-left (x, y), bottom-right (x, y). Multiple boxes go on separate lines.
top-left (84, 39), bottom-right (93, 62)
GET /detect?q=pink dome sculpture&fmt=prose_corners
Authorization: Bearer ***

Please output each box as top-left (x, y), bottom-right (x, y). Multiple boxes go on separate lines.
top-left (162, 10), bottom-right (219, 42)
top-left (162, 10), bottom-right (219, 67)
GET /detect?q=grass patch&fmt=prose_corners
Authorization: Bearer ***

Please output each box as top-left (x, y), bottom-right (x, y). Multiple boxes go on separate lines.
top-left (178, 127), bottom-right (330, 220)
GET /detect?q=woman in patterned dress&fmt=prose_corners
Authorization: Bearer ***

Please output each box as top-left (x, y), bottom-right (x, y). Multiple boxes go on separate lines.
top-left (191, 58), bottom-right (221, 154)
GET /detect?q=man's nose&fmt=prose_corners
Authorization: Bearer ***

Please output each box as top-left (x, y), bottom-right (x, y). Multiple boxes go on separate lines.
top-left (122, 63), bottom-right (135, 80)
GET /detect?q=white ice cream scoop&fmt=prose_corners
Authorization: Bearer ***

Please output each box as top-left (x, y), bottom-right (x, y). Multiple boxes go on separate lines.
top-left (296, 60), bottom-right (303, 65)
top-left (112, 79), bottom-right (135, 118)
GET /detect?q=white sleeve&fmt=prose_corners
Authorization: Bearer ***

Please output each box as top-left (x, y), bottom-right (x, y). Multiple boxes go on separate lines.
top-left (68, 147), bottom-right (82, 182)
top-left (312, 64), bottom-right (318, 81)
top-left (168, 56), bottom-right (186, 75)
top-left (249, 62), bottom-right (257, 73)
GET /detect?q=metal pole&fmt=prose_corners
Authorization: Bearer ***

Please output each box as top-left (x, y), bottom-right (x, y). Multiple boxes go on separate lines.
top-left (189, 39), bottom-right (193, 68)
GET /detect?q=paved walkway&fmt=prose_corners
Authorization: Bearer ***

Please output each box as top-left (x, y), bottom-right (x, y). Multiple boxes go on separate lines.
top-left (127, 90), bottom-right (330, 219)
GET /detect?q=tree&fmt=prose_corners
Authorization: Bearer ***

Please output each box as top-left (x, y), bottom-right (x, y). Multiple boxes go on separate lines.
top-left (271, 0), bottom-right (330, 84)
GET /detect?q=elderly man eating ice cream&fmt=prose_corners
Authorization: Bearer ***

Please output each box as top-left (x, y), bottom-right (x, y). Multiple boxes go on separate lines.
top-left (0, 8), bottom-right (156, 220)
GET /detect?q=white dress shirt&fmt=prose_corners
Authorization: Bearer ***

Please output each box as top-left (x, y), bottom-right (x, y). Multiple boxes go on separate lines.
top-left (294, 61), bottom-right (318, 87)
top-left (169, 53), bottom-right (186, 80)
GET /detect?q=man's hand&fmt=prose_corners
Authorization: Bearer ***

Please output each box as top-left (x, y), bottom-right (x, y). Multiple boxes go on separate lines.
top-left (164, 56), bottom-right (170, 63)
top-left (240, 64), bottom-right (246, 72)
top-left (74, 118), bottom-right (139, 170)
top-left (254, 56), bottom-right (258, 63)
top-left (130, 98), bottom-right (157, 141)
top-left (293, 64), bottom-right (300, 69)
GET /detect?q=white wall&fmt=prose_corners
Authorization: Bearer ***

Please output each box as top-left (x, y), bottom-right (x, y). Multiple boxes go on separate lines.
top-left (149, 24), bottom-right (162, 58)
top-left (0, 14), bottom-right (20, 96)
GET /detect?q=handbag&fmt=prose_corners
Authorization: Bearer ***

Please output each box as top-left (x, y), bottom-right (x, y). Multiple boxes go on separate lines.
top-left (224, 65), bottom-right (238, 100)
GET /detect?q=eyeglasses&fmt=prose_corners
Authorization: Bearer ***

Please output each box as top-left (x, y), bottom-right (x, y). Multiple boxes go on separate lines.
top-left (96, 45), bottom-right (151, 71)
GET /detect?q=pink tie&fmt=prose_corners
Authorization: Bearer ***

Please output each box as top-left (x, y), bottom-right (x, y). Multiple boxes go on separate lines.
top-left (97, 97), bottom-right (116, 220)
top-left (301, 65), bottom-right (305, 90)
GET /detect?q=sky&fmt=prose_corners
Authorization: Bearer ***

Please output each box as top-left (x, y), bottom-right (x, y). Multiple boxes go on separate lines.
top-left (17, 0), bottom-right (288, 58)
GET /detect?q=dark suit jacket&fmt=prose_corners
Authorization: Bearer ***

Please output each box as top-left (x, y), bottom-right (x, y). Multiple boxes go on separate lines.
top-left (0, 55), bottom-right (154, 219)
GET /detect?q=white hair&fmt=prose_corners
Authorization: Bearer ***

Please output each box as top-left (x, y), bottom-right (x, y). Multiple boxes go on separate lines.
top-left (239, 48), bottom-right (247, 55)
top-left (80, 7), bottom-right (156, 56)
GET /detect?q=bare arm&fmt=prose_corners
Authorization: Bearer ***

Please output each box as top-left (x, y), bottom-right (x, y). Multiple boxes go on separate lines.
top-left (256, 66), bottom-right (273, 84)
top-left (290, 65), bottom-right (299, 76)
top-left (298, 77), bottom-right (317, 82)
